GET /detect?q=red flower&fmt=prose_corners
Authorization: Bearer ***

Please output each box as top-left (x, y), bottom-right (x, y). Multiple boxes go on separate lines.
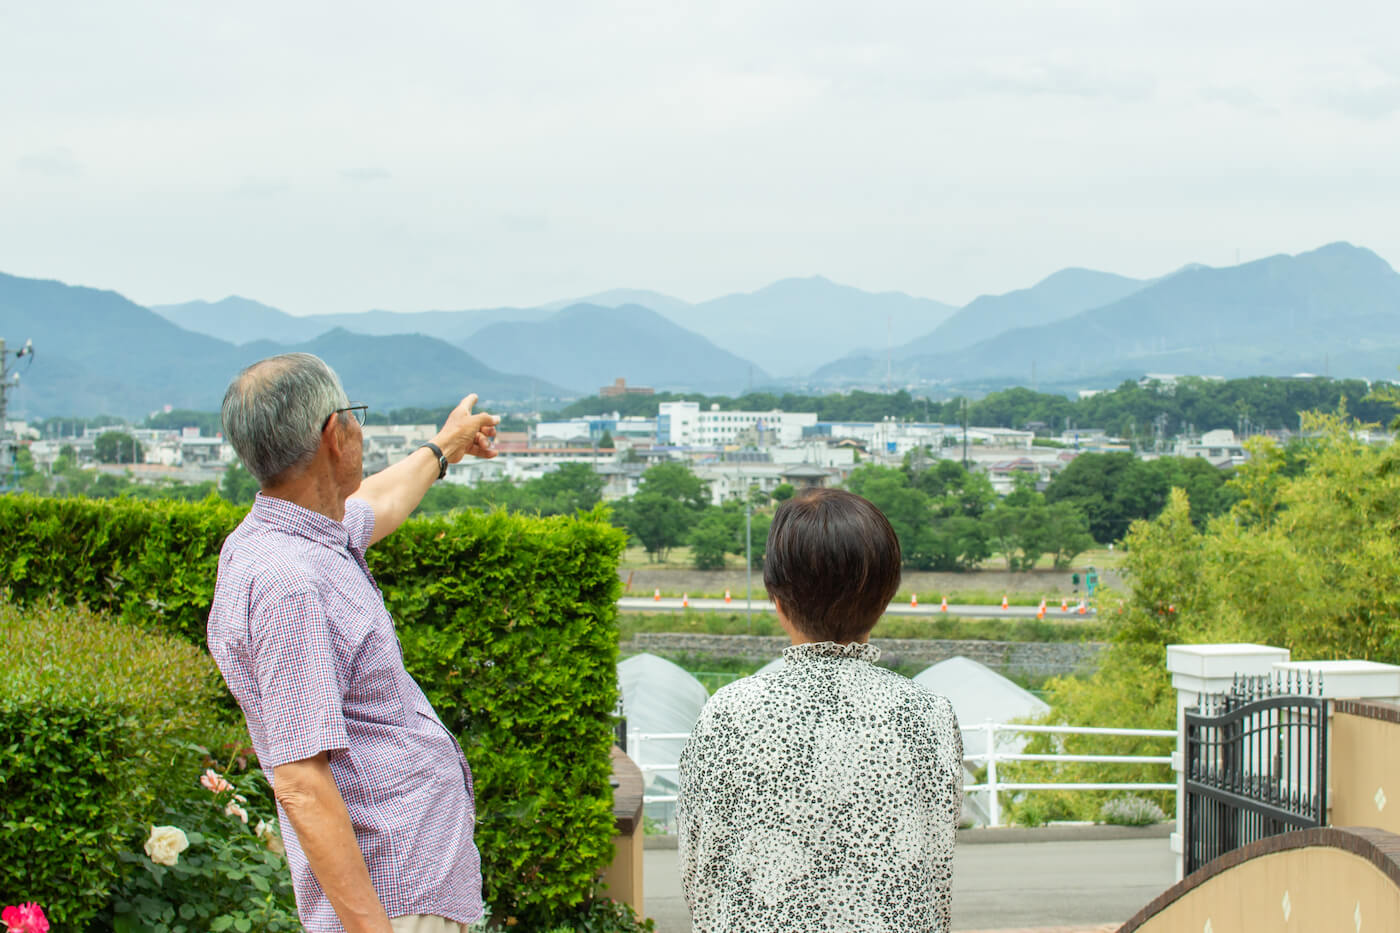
top-left (2, 903), bottom-right (50, 933)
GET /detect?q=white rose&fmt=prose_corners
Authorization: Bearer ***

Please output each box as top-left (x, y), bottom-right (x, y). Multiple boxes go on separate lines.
top-left (144, 825), bottom-right (190, 866)
top-left (225, 801), bottom-right (249, 824)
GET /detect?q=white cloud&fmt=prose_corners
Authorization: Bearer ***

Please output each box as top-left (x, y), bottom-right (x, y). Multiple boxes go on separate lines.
top-left (0, 0), bottom-right (1398, 313)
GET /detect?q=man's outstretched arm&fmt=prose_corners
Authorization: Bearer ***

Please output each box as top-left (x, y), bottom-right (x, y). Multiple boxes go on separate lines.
top-left (353, 393), bottom-right (499, 545)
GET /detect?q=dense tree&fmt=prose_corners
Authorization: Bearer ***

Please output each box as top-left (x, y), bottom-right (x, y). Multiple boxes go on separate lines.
top-left (220, 461), bottom-right (260, 505)
top-left (615, 493), bottom-right (690, 562)
top-left (1045, 453), bottom-right (1235, 543)
top-left (637, 462), bottom-right (710, 511)
top-left (94, 431), bottom-right (143, 465)
top-left (144, 409), bottom-right (223, 435)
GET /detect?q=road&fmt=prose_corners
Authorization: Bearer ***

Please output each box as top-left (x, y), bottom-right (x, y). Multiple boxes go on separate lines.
top-left (643, 836), bottom-right (1172, 932)
top-left (618, 596), bottom-right (1097, 618)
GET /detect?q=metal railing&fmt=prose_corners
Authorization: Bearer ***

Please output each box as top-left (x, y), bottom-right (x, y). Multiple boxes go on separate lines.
top-left (628, 722), bottom-right (1175, 826)
top-left (964, 722), bottom-right (1175, 827)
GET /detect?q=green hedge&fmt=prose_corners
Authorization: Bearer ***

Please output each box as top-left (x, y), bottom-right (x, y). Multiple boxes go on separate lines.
top-left (0, 602), bottom-right (236, 928)
top-left (0, 495), bottom-right (628, 928)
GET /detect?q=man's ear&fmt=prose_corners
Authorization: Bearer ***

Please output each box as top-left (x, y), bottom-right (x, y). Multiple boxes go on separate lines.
top-left (322, 413), bottom-right (343, 458)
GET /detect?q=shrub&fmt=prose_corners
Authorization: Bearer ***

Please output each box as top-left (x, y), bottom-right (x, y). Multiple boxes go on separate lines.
top-left (0, 496), bottom-right (630, 928)
top-left (0, 601), bottom-right (237, 929)
top-left (371, 506), bottom-right (628, 927)
top-left (1100, 796), bottom-right (1167, 826)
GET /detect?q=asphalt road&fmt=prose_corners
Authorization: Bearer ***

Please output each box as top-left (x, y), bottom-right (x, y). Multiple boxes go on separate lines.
top-left (644, 836), bottom-right (1173, 932)
top-left (618, 596), bottom-right (1097, 618)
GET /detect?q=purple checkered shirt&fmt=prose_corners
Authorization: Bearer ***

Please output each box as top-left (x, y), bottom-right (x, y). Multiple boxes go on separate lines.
top-left (208, 493), bottom-right (483, 932)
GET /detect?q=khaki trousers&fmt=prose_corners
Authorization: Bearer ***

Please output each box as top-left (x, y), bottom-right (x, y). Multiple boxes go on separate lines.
top-left (389, 916), bottom-right (467, 933)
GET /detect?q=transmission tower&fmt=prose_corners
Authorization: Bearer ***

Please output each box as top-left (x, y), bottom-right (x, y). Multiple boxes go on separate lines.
top-left (0, 338), bottom-right (35, 490)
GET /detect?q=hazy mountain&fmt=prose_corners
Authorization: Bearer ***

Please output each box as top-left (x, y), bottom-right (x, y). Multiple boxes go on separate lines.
top-left (666, 276), bottom-right (955, 378)
top-left (235, 330), bottom-right (569, 409)
top-left (154, 297), bottom-right (550, 346)
top-left (536, 288), bottom-right (692, 316)
top-left (468, 303), bottom-right (769, 395)
top-left (0, 272), bottom-right (569, 417)
top-left (0, 272), bottom-right (239, 416)
top-left (897, 268), bottom-right (1148, 358)
top-left (153, 296), bottom-right (333, 345)
top-left (814, 243), bottom-right (1400, 386)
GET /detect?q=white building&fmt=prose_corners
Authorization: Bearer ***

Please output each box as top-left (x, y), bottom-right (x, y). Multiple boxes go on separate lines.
top-left (657, 402), bottom-right (817, 447)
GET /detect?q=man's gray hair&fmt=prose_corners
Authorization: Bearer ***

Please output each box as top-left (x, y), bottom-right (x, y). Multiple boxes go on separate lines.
top-left (221, 353), bottom-right (351, 485)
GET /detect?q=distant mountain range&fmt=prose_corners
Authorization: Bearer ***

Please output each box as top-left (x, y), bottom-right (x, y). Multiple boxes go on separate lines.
top-left (470, 304), bottom-right (768, 394)
top-left (815, 243), bottom-right (1400, 385)
top-left (8, 241), bottom-right (1400, 417)
top-left (671, 277), bottom-right (957, 378)
top-left (0, 274), bottom-right (566, 418)
top-left (152, 297), bottom-right (552, 347)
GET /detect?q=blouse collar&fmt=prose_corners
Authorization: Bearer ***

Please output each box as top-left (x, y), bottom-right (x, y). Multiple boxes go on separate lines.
top-left (782, 641), bottom-right (881, 664)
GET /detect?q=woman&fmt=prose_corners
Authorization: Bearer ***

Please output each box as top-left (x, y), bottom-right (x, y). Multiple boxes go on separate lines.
top-left (678, 487), bottom-right (963, 932)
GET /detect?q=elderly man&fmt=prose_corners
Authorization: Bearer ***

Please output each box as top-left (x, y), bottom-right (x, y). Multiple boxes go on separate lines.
top-left (207, 352), bottom-right (499, 933)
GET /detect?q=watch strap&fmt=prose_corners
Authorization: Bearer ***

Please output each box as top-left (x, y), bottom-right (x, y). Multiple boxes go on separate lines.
top-left (420, 442), bottom-right (448, 480)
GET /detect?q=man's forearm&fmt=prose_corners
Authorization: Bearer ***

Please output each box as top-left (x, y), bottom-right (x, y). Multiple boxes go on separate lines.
top-left (274, 755), bottom-right (393, 933)
top-left (354, 446), bottom-right (440, 544)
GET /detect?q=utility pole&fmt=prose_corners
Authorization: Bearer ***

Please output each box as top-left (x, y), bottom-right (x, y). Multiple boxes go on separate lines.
top-left (961, 398), bottom-right (969, 468)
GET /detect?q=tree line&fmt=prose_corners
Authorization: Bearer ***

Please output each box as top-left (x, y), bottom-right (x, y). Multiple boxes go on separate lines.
top-left (549, 375), bottom-right (1398, 441)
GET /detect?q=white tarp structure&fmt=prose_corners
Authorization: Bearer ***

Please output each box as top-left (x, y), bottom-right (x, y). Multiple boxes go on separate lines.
top-left (618, 653), bottom-right (710, 822)
top-left (913, 655), bottom-right (1050, 826)
top-left (913, 655), bottom-right (1049, 752)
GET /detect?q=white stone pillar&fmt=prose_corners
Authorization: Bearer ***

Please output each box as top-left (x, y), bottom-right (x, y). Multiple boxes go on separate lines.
top-left (1271, 659), bottom-right (1400, 703)
top-left (1166, 643), bottom-right (1290, 881)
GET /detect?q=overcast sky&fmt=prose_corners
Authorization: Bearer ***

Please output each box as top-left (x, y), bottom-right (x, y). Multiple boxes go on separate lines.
top-left (3, 1), bottom-right (1398, 316)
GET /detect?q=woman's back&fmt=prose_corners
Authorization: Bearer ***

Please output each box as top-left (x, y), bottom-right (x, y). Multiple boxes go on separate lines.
top-left (678, 641), bottom-right (963, 933)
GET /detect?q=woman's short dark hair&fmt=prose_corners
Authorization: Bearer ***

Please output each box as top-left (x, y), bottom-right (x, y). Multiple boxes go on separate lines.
top-left (763, 487), bottom-right (902, 643)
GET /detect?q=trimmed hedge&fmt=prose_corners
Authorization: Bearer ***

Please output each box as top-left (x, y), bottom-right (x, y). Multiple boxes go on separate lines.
top-left (0, 495), bottom-right (628, 928)
top-left (0, 602), bottom-right (236, 928)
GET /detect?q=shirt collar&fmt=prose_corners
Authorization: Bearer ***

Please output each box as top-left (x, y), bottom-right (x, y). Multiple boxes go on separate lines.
top-left (251, 492), bottom-right (353, 551)
top-left (782, 641), bottom-right (881, 664)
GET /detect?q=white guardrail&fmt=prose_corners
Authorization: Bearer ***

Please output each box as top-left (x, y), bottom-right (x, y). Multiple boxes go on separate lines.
top-left (628, 722), bottom-right (1176, 828)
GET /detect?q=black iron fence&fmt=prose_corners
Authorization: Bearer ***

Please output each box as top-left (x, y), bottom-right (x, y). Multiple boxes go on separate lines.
top-left (1183, 672), bottom-right (1328, 875)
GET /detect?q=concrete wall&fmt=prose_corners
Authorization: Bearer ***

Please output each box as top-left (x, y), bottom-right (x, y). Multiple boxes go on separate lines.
top-left (1332, 703), bottom-right (1400, 834)
top-left (622, 632), bottom-right (1104, 678)
top-left (1125, 829), bottom-right (1400, 933)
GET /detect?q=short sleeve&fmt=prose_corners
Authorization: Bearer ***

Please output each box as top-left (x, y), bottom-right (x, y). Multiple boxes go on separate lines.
top-left (250, 589), bottom-right (349, 768)
top-left (343, 497), bottom-right (376, 552)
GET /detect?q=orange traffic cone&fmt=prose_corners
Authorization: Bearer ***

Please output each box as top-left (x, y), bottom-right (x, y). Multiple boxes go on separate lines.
top-left (1001, 595), bottom-right (1009, 611)
top-left (940, 596), bottom-right (949, 613)
top-left (1077, 600), bottom-right (1087, 615)
top-left (654, 588), bottom-right (661, 602)
top-left (910, 593), bottom-right (919, 608)
top-left (1037, 601), bottom-right (1046, 620)
top-left (682, 593), bottom-right (689, 608)
top-left (1061, 598), bottom-right (1069, 612)
top-left (724, 589), bottom-right (732, 604)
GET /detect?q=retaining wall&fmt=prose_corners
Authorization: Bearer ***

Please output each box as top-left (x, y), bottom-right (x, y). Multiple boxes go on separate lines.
top-left (622, 632), bottom-right (1104, 678)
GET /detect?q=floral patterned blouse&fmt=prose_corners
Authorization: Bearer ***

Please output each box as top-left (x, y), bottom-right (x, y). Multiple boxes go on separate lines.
top-left (678, 641), bottom-right (963, 933)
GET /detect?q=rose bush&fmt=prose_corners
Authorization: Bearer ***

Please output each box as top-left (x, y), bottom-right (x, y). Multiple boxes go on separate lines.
top-left (111, 747), bottom-right (299, 933)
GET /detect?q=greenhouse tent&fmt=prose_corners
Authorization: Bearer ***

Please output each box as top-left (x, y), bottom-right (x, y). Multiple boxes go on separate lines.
top-left (617, 653), bottom-right (710, 824)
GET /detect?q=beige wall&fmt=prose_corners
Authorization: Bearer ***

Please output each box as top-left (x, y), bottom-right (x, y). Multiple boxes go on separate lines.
top-left (1134, 847), bottom-right (1400, 932)
top-left (1332, 711), bottom-right (1400, 835)
top-left (599, 826), bottom-right (644, 916)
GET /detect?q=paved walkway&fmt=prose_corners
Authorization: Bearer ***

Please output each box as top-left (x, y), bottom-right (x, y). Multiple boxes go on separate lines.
top-left (643, 837), bottom-right (1172, 932)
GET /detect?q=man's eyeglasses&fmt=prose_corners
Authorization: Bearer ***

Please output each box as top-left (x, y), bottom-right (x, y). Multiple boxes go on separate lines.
top-left (322, 404), bottom-right (369, 431)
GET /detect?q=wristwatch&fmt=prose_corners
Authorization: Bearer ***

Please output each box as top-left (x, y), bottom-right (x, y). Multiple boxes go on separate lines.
top-left (420, 442), bottom-right (448, 480)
